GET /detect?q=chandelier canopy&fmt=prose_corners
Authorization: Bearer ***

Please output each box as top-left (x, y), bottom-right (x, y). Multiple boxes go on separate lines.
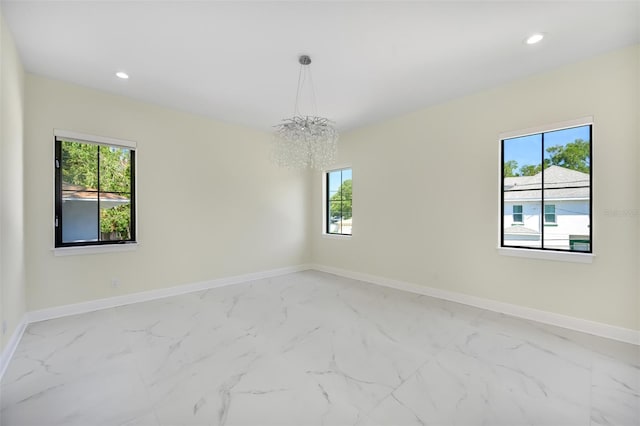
top-left (272, 55), bottom-right (338, 170)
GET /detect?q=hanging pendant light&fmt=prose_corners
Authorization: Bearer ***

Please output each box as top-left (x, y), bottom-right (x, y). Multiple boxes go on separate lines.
top-left (272, 55), bottom-right (338, 170)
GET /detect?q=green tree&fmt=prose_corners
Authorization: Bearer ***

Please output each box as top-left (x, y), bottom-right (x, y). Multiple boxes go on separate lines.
top-left (329, 179), bottom-right (352, 219)
top-left (545, 139), bottom-right (590, 173)
top-left (61, 141), bottom-right (132, 239)
top-left (520, 163), bottom-right (542, 176)
top-left (503, 160), bottom-right (519, 177)
top-left (61, 142), bottom-right (98, 188)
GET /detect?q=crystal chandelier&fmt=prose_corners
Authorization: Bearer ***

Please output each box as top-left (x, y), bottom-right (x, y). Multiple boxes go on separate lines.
top-left (273, 55), bottom-right (338, 170)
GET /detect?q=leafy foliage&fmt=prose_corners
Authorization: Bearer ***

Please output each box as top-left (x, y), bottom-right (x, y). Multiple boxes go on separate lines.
top-left (61, 142), bottom-right (98, 188)
top-left (61, 141), bottom-right (132, 239)
top-left (100, 204), bottom-right (131, 239)
top-left (544, 139), bottom-right (590, 173)
top-left (520, 164), bottom-right (542, 176)
top-left (329, 179), bottom-right (352, 219)
top-left (503, 160), bottom-right (518, 177)
top-left (506, 139), bottom-right (590, 177)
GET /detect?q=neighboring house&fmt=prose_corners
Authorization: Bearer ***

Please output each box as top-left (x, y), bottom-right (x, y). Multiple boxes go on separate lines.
top-left (62, 184), bottom-right (130, 242)
top-left (503, 165), bottom-right (590, 251)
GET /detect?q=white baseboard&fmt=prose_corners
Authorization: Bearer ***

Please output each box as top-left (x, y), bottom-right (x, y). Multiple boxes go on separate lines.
top-left (311, 264), bottom-right (640, 346)
top-left (0, 315), bottom-right (28, 381)
top-left (1, 264), bottom-right (310, 382)
top-left (28, 264), bottom-right (312, 324)
top-left (2, 262), bottom-right (637, 383)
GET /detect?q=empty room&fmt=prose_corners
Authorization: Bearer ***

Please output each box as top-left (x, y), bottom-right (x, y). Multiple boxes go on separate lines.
top-left (0, 1), bottom-right (639, 425)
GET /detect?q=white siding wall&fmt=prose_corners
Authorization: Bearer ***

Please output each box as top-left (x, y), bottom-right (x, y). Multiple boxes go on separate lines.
top-left (504, 200), bottom-right (590, 249)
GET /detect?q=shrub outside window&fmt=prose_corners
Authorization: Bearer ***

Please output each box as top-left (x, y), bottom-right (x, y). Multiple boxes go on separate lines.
top-left (55, 132), bottom-right (136, 247)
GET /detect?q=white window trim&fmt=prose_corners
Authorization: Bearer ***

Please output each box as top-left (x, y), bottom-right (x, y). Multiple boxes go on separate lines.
top-left (497, 116), bottom-right (593, 263)
top-left (498, 116), bottom-right (593, 141)
top-left (53, 129), bottom-right (139, 252)
top-left (544, 204), bottom-right (557, 225)
top-left (512, 205), bottom-right (524, 224)
top-left (54, 129), bottom-right (136, 149)
top-left (497, 247), bottom-right (594, 264)
top-left (54, 243), bottom-right (139, 257)
top-left (322, 164), bottom-right (353, 238)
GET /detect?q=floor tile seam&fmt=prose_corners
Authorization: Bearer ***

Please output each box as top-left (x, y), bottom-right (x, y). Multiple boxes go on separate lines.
top-left (436, 306), bottom-right (486, 359)
top-left (266, 307), bottom-right (412, 422)
top-left (451, 314), bottom-right (600, 379)
top-left (357, 348), bottom-right (441, 421)
top-left (110, 299), bottom-right (213, 405)
top-left (440, 342), bottom-right (596, 419)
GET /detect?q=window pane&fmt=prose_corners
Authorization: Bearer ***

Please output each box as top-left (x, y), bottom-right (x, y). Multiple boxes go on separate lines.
top-left (341, 168), bottom-right (352, 185)
top-left (543, 126), bottom-right (590, 251)
top-left (329, 201), bottom-right (342, 221)
top-left (544, 205), bottom-right (556, 223)
top-left (328, 171), bottom-right (342, 196)
top-left (503, 193), bottom-right (542, 248)
top-left (99, 146), bottom-right (132, 193)
top-left (340, 216), bottom-right (352, 235)
top-left (62, 189), bottom-right (98, 243)
top-left (56, 137), bottom-right (136, 247)
top-left (61, 140), bottom-right (98, 189)
top-left (326, 167), bottom-right (352, 235)
top-left (503, 134), bottom-right (542, 179)
top-left (513, 205), bottom-right (523, 223)
top-left (100, 202), bottom-right (132, 241)
top-left (503, 135), bottom-right (542, 248)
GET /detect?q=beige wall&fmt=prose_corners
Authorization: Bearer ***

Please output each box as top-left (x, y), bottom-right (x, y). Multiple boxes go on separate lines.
top-left (24, 75), bottom-right (310, 311)
top-left (0, 9), bottom-right (27, 350)
top-left (312, 45), bottom-right (640, 331)
top-left (7, 23), bottom-right (639, 334)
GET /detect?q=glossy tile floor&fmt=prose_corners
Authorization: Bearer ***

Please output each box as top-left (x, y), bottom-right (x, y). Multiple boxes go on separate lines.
top-left (1, 271), bottom-right (638, 426)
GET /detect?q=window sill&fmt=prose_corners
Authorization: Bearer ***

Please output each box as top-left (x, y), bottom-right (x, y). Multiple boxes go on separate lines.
top-left (544, 223), bottom-right (558, 227)
top-left (497, 247), bottom-right (593, 264)
top-left (322, 233), bottom-right (352, 240)
top-left (53, 243), bottom-right (139, 257)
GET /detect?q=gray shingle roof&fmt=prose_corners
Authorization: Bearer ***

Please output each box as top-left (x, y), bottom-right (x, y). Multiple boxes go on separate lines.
top-left (503, 225), bottom-right (540, 235)
top-left (504, 165), bottom-right (589, 201)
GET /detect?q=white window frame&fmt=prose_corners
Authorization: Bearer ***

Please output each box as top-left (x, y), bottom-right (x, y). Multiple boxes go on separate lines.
top-left (512, 205), bottom-right (524, 224)
top-left (544, 204), bottom-right (557, 225)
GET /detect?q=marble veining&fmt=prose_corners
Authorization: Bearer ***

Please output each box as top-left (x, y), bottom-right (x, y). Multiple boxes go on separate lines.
top-left (1, 271), bottom-right (638, 425)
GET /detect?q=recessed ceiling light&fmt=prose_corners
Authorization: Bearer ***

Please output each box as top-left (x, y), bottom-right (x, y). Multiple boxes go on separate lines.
top-left (525, 33), bottom-right (544, 45)
top-left (116, 71), bottom-right (129, 79)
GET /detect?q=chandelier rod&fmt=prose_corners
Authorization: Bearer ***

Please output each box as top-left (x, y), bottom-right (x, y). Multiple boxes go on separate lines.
top-left (293, 55), bottom-right (318, 117)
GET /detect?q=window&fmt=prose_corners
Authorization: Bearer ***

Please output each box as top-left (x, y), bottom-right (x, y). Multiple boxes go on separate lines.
top-left (512, 205), bottom-right (523, 224)
top-left (544, 204), bottom-right (556, 225)
top-left (501, 121), bottom-right (591, 253)
top-left (55, 131), bottom-right (136, 248)
top-left (326, 167), bottom-right (352, 235)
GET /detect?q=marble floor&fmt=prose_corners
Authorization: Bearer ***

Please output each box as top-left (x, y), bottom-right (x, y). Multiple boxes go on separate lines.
top-left (1, 270), bottom-right (638, 426)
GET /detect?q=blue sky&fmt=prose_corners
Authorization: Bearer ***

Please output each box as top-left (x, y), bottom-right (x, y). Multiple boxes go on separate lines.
top-left (503, 125), bottom-right (590, 170)
top-left (328, 168), bottom-right (352, 193)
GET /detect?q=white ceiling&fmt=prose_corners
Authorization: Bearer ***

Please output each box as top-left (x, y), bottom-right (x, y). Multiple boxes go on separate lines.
top-left (3, 1), bottom-right (639, 132)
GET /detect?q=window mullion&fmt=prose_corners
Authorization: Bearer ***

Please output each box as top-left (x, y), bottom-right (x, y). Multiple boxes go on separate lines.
top-left (541, 132), bottom-right (545, 249)
top-left (97, 145), bottom-right (101, 241)
top-left (54, 139), bottom-right (62, 246)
